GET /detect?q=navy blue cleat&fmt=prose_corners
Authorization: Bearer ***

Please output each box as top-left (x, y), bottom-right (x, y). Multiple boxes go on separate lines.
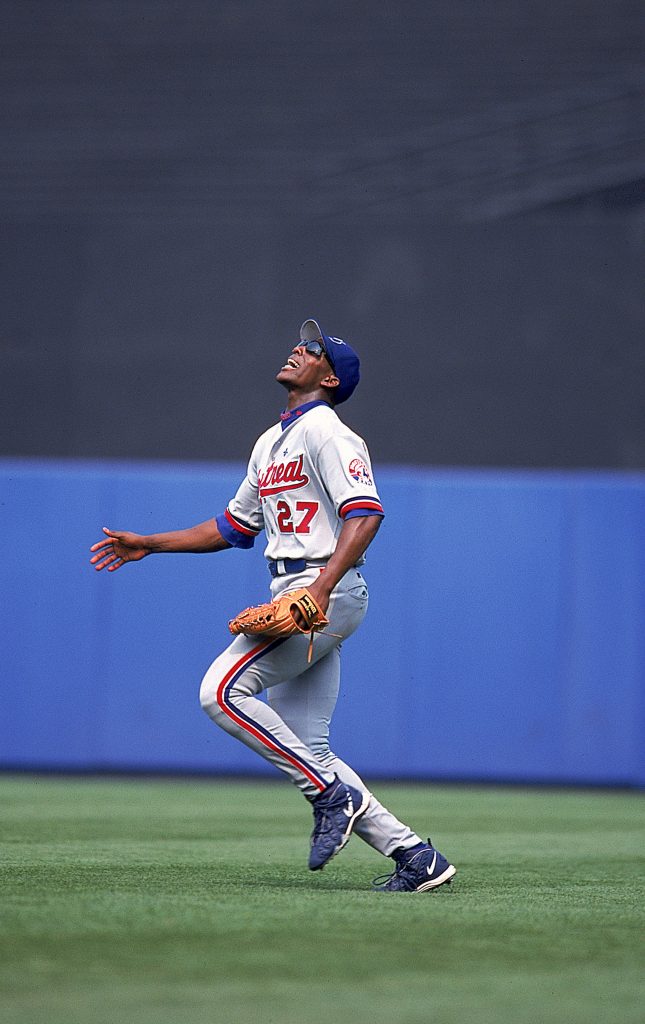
top-left (308, 777), bottom-right (369, 871)
top-left (372, 839), bottom-right (456, 892)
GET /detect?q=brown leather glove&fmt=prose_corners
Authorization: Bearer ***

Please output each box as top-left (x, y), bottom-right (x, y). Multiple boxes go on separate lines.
top-left (229, 587), bottom-right (329, 640)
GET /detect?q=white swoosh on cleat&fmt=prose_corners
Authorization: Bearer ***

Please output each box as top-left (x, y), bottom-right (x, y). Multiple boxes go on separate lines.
top-left (342, 796), bottom-right (354, 818)
top-left (426, 852), bottom-right (437, 877)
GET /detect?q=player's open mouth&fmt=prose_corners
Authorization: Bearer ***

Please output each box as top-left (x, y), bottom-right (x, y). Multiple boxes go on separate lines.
top-left (281, 357), bottom-right (299, 370)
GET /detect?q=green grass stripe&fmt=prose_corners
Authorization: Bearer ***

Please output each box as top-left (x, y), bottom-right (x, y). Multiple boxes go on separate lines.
top-left (1, 775), bottom-right (643, 1024)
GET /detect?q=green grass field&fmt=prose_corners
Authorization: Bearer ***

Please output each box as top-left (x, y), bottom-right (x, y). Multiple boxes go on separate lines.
top-left (1, 775), bottom-right (643, 1024)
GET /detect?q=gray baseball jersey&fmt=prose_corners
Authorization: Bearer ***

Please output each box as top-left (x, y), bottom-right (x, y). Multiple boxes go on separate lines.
top-left (218, 400), bottom-right (384, 561)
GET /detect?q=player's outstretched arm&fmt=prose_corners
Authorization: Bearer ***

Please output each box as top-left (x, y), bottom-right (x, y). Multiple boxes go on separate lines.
top-left (89, 518), bottom-right (230, 572)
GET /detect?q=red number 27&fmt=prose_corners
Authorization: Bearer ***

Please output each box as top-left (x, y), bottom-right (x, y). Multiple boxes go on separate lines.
top-left (276, 500), bottom-right (319, 534)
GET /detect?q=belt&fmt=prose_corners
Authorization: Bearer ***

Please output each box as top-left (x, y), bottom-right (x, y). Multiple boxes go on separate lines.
top-left (267, 558), bottom-right (325, 578)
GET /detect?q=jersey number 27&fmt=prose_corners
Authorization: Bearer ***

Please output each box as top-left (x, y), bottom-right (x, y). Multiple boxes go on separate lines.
top-left (276, 499), bottom-right (319, 534)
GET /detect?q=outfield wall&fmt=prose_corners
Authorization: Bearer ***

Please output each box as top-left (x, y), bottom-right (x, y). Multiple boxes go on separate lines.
top-left (2, 459), bottom-right (644, 786)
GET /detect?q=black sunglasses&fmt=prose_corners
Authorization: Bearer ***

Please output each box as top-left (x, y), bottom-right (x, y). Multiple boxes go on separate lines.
top-left (299, 339), bottom-right (335, 370)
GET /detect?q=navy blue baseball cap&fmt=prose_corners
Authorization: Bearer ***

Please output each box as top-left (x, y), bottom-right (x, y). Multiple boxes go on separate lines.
top-left (299, 318), bottom-right (360, 404)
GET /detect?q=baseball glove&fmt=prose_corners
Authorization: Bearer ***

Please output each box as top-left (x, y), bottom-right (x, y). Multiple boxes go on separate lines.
top-left (229, 588), bottom-right (329, 660)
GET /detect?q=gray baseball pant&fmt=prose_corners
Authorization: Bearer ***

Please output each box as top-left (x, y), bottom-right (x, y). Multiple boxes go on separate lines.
top-left (199, 566), bottom-right (421, 857)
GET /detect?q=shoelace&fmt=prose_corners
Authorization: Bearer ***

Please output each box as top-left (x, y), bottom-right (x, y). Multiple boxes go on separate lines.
top-left (372, 869), bottom-right (398, 888)
top-left (310, 804), bottom-right (325, 840)
top-left (310, 782), bottom-right (346, 841)
top-left (372, 846), bottom-right (427, 890)
top-left (372, 861), bottom-right (418, 889)
top-left (310, 804), bottom-right (339, 843)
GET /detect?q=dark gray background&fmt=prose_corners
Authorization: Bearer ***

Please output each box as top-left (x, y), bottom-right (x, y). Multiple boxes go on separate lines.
top-left (2, 0), bottom-right (644, 467)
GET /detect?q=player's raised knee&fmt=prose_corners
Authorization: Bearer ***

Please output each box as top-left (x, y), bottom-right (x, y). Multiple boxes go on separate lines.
top-left (199, 669), bottom-right (223, 719)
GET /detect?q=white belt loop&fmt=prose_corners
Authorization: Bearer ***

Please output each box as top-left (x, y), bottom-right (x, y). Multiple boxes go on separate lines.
top-left (276, 559), bottom-right (286, 575)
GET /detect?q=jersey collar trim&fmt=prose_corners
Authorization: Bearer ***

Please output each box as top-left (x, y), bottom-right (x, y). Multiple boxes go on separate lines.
top-left (279, 400), bottom-right (330, 431)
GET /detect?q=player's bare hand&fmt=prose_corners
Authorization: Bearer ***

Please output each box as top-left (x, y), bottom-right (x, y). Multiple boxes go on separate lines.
top-left (89, 527), bottom-right (150, 572)
top-left (301, 577), bottom-right (331, 617)
top-left (291, 580), bottom-right (330, 629)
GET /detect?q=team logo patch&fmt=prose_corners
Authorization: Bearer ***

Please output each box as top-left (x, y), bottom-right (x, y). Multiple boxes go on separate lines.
top-left (348, 458), bottom-right (373, 485)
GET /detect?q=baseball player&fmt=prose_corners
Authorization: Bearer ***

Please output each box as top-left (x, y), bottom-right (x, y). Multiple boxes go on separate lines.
top-left (90, 318), bottom-right (456, 893)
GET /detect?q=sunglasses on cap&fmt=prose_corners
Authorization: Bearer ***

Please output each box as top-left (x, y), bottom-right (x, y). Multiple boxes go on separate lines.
top-left (298, 339), bottom-right (335, 369)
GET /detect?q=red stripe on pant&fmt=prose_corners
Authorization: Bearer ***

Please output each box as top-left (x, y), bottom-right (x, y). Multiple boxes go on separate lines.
top-left (216, 639), bottom-right (328, 792)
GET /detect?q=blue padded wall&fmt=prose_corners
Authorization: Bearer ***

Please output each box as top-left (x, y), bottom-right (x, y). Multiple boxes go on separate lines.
top-left (1, 459), bottom-right (643, 786)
